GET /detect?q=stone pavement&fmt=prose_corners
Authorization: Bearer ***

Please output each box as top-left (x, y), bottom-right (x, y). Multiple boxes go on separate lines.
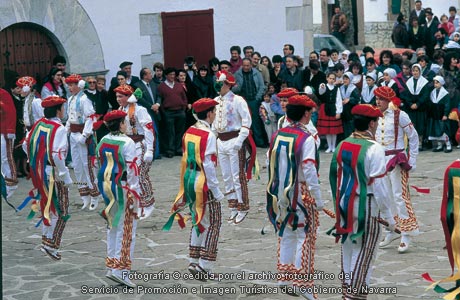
top-left (2, 147), bottom-right (459, 300)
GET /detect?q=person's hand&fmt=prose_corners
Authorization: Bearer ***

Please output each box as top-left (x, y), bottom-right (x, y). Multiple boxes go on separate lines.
top-left (152, 103), bottom-right (160, 112)
top-left (342, 98), bottom-right (349, 104)
top-left (315, 199), bottom-right (324, 211)
top-left (410, 103), bottom-right (417, 110)
top-left (233, 142), bottom-right (242, 151)
top-left (63, 173), bottom-right (73, 187)
top-left (7, 133), bottom-right (15, 140)
top-left (143, 151), bottom-right (153, 163)
top-left (442, 116), bottom-right (447, 121)
top-left (335, 114), bottom-right (341, 119)
top-left (77, 135), bottom-right (87, 145)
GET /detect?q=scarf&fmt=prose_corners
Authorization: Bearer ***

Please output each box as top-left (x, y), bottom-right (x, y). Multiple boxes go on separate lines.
top-left (430, 87), bottom-right (449, 104)
top-left (406, 76), bottom-right (429, 95)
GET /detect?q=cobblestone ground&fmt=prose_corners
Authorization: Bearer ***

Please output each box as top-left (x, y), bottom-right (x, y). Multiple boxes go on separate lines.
top-left (2, 147), bottom-right (459, 300)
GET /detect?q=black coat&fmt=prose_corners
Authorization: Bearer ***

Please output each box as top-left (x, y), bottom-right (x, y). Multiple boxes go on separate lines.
top-left (302, 69), bottom-right (327, 97)
top-left (408, 26), bottom-right (426, 50)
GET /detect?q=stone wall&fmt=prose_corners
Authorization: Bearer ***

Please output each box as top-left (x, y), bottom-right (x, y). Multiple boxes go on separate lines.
top-left (313, 22), bottom-right (395, 50)
top-left (363, 22), bottom-right (394, 48)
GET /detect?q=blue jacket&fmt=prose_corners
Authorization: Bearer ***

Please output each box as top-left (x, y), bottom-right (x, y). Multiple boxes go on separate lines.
top-left (232, 68), bottom-right (266, 101)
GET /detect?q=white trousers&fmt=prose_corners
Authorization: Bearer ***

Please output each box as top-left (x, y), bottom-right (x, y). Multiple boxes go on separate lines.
top-left (107, 205), bottom-right (137, 275)
top-left (70, 132), bottom-right (93, 191)
top-left (341, 196), bottom-right (381, 299)
top-left (383, 163), bottom-right (418, 235)
top-left (1, 134), bottom-right (17, 194)
top-left (189, 200), bottom-right (222, 271)
top-left (277, 202), bottom-right (318, 288)
top-left (217, 138), bottom-right (244, 204)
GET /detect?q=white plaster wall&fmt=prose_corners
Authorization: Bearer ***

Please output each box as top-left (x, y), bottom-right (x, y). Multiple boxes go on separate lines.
top-left (364, 0), bottom-right (389, 22)
top-left (78, 0), bottom-right (303, 82)
top-left (312, 0), bottom-right (322, 24)
top-left (421, 0), bottom-right (460, 18)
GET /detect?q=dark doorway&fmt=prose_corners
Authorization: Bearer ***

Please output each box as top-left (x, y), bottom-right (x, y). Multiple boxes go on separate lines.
top-left (161, 9), bottom-right (215, 69)
top-left (0, 23), bottom-right (60, 87)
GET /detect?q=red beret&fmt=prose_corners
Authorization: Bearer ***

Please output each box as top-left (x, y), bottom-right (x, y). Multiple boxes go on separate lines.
top-left (65, 74), bottom-right (82, 84)
top-left (374, 86), bottom-right (396, 101)
top-left (103, 110), bottom-right (127, 122)
top-left (351, 104), bottom-right (383, 118)
top-left (278, 87), bottom-right (298, 98)
top-left (192, 98), bottom-right (219, 113)
top-left (16, 76), bottom-right (36, 88)
top-left (41, 95), bottom-right (67, 108)
top-left (216, 70), bottom-right (236, 86)
top-left (114, 84), bottom-right (134, 96)
top-left (287, 94), bottom-right (317, 109)
top-left (390, 96), bottom-right (401, 107)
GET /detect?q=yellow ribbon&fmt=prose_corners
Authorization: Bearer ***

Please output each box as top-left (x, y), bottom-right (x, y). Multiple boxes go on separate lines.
top-left (103, 152), bottom-right (116, 228)
top-left (43, 171), bottom-right (55, 225)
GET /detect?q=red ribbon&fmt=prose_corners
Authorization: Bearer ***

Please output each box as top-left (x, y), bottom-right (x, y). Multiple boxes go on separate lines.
top-left (122, 185), bottom-right (141, 201)
top-left (126, 157), bottom-right (139, 176)
top-left (52, 148), bottom-right (67, 161)
top-left (410, 185), bottom-right (430, 194)
top-left (145, 122), bottom-right (154, 133)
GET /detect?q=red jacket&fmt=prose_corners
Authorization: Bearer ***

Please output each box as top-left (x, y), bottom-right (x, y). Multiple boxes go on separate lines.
top-left (0, 88), bottom-right (17, 134)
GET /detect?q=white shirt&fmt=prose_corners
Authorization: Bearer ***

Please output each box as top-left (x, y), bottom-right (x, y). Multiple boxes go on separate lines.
top-left (375, 108), bottom-right (419, 168)
top-left (65, 91), bottom-right (95, 137)
top-left (194, 120), bottom-right (224, 201)
top-left (213, 90), bottom-right (252, 147)
top-left (23, 94), bottom-right (43, 127)
top-left (121, 103), bottom-right (155, 153)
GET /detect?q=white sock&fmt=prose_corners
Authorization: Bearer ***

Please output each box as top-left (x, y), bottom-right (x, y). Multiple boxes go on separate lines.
top-left (331, 135), bottom-right (337, 150)
top-left (326, 135), bottom-right (332, 150)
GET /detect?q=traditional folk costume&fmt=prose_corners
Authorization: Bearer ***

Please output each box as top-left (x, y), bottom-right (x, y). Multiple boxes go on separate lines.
top-left (380, 68), bottom-right (400, 98)
top-left (212, 71), bottom-right (256, 224)
top-left (260, 100), bottom-right (277, 141)
top-left (374, 87), bottom-right (420, 253)
top-left (23, 96), bottom-right (72, 260)
top-left (340, 72), bottom-right (361, 139)
top-left (427, 76), bottom-right (452, 153)
top-left (15, 77), bottom-right (43, 131)
top-left (423, 159), bottom-right (460, 300)
top-left (267, 95), bottom-right (323, 299)
top-left (115, 85), bottom-right (155, 220)
top-left (0, 88), bottom-right (18, 199)
top-left (65, 74), bottom-right (100, 210)
top-left (318, 82), bottom-right (343, 152)
top-left (401, 64), bottom-right (430, 148)
top-left (164, 98), bottom-right (224, 276)
top-left (96, 110), bottom-right (141, 288)
top-left (360, 73), bottom-right (377, 105)
top-left (328, 104), bottom-right (394, 300)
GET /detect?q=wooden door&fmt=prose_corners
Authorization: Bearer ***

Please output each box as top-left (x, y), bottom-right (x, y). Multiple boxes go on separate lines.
top-left (161, 9), bottom-right (215, 69)
top-left (0, 23), bottom-right (59, 87)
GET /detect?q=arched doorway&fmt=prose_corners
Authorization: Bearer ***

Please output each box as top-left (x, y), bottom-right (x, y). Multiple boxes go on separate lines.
top-left (0, 23), bottom-right (61, 87)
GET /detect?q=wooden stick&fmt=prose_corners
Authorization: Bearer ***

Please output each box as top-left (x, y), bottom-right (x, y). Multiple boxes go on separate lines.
top-left (322, 208), bottom-right (401, 234)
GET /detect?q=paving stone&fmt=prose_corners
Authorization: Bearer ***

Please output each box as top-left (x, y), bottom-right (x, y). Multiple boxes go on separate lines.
top-left (3, 148), bottom-right (459, 299)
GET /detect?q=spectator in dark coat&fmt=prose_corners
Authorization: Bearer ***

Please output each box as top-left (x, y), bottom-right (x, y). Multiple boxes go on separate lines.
top-left (408, 17), bottom-right (426, 51)
top-left (392, 13), bottom-right (409, 48)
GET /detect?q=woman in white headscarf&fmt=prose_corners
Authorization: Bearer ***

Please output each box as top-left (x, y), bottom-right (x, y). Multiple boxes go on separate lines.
top-left (380, 68), bottom-right (400, 97)
top-left (401, 64), bottom-right (430, 150)
top-left (426, 76), bottom-right (452, 152)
